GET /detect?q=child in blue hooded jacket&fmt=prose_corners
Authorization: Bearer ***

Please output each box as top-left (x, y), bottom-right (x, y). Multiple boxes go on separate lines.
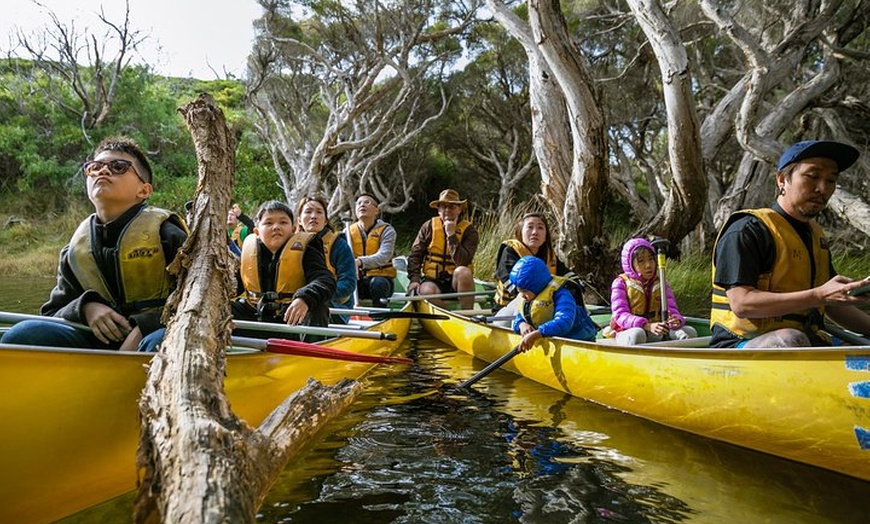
top-left (510, 256), bottom-right (598, 352)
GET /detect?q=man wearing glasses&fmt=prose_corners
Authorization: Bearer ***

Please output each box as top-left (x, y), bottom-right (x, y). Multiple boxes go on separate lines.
top-left (1, 136), bottom-right (187, 352)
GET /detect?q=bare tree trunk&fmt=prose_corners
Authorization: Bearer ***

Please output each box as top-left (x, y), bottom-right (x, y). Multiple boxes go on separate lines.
top-left (627, 0), bottom-right (707, 245)
top-left (486, 0), bottom-right (611, 292)
top-left (828, 189), bottom-right (870, 239)
top-left (699, 0), bottom-right (851, 228)
top-left (134, 94), bottom-right (362, 523)
top-left (14, 0), bottom-right (143, 142)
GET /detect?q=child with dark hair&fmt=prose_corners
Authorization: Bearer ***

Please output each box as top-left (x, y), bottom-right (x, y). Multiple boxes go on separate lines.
top-left (232, 200), bottom-right (335, 331)
top-left (1, 136), bottom-right (187, 352)
top-left (605, 237), bottom-right (696, 345)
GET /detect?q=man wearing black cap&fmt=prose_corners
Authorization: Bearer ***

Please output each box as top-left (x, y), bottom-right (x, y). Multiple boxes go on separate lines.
top-left (710, 140), bottom-right (870, 348)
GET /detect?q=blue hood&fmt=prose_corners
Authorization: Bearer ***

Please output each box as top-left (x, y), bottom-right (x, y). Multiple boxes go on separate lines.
top-left (509, 256), bottom-right (551, 294)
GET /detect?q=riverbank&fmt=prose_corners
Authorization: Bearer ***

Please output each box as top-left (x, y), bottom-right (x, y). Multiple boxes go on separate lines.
top-left (2, 208), bottom-right (868, 319)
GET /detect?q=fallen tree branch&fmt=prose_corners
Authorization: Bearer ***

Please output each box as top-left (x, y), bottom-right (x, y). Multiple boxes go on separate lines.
top-left (134, 93), bottom-right (363, 523)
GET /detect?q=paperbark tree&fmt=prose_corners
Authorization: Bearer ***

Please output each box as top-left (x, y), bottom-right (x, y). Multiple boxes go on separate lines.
top-left (9, 0), bottom-right (144, 143)
top-left (697, 0), bottom-right (870, 231)
top-left (134, 94), bottom-right (362, 523)
top-left (247, 0), bottom-right (478, 216)
top-left (486, 0), bottom-right (611, 292)
top-left (440, 23), bottom-right (538, 210)
top-left (625, 0), bottom-right (707, 245)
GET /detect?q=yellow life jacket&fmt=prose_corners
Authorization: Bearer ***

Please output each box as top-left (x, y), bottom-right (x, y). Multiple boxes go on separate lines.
top-left (422, 216), bottom-right (473, 279)
top-left (494, 239), bottom-right (558, 308)
top-left (229, 223), bottom-right (246, 248)
top-left (519, 276), bottom-right (568, 328)
top-left (68, 206), bottom-right (181, 314)
top-left (239, 232), bottom-right (314, 307)
top-left (710, 208), bottom-right (829, 338)
top-left (608, 274), bottom-right (662, 332)
top-left (349, 221), bottom-right (397, 278)
top-left (319, 229), bottom-right (339, 277)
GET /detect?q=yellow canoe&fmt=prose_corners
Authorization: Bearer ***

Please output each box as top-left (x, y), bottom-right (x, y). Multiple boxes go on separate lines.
top-left (0, 312), bottom-right (411, 524)
top-left (415, 299), bottom-right (870, 482)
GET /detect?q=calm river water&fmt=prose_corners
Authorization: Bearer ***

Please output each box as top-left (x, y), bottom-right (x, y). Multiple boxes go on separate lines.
top-left (3, 279), bottom-right (870, 523)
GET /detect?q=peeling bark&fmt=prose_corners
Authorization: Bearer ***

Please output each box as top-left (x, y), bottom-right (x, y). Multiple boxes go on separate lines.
top-left (626, 0), bottom-right (707, 244)
top-left (487, 0), bottom-right (611, 293)
top-left (828, 189), bottom-right (870, 239)
top-left (134, 94), bottom-right (363, 523)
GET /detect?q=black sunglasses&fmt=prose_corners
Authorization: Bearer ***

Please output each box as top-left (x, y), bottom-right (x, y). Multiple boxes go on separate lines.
top-left (82, 159), bottom-right (144, 182)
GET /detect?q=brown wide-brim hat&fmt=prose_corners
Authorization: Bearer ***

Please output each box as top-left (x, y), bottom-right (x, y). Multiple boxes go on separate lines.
top-left (429, 188), bottom-right (467, 209)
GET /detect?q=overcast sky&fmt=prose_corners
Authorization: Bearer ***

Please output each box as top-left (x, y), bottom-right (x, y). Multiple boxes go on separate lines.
top-left (3, 0), bottom-right (262, 79)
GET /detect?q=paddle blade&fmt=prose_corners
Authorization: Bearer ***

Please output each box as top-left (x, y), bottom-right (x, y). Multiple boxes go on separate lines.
top-left (265, 338), bottom-right (412, 364)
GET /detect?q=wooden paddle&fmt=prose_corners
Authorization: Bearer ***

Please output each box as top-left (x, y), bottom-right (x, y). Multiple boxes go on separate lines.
top-left (232, 336), bottom-right (412, 364)
top-left (457, 344), bottom-right (522, 389)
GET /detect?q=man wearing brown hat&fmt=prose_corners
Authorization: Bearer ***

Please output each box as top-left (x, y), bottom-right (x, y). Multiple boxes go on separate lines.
top-left (407, 189), bottom-right (480, 309)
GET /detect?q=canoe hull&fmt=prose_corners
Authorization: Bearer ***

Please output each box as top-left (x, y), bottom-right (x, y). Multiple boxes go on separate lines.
top-left (0, 312), bottom-right (411, 524)
top-left (416, 300), bottom-right (870, 482)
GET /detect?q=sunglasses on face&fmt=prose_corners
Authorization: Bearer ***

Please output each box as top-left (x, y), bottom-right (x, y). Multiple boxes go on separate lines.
top-left (82, 159), bottom-right (144, 181)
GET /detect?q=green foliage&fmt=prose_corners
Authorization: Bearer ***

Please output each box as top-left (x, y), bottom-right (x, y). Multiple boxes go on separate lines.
top-left (664, 251), bottom-right (712, 318)
top-left (234, 138), bottom-right (285, 207)
top-left (833, 253), bottom-right (870, 283)
top-left (471, 205), bottom-right (526, 282)
top-left (0, 58), bottom-right (267, 218)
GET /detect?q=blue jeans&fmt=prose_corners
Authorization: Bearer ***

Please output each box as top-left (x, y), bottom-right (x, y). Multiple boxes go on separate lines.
top-left (1, 320), bottom-right (165, 352)
top-left (361, 276), bottom-right (395, 307)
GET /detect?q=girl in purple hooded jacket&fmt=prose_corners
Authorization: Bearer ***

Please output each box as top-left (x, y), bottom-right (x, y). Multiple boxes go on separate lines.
top-left (605, 237), bottom-right (697, 345)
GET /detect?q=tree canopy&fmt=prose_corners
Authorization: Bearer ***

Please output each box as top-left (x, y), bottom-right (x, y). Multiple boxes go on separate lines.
top-left (1, 0), bottom-right (867, 271)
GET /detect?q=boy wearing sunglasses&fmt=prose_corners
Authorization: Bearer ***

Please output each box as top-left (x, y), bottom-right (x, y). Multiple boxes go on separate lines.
top-left (1, 136), bottom-right (187, 352)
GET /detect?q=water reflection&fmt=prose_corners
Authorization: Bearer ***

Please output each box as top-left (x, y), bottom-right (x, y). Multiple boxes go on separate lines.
top-left (258, 336), bottom-right (691, 523)
top-left (0, 276), bottom-right (53, 313)
top-left (257, 334), bottom-right (870, 524)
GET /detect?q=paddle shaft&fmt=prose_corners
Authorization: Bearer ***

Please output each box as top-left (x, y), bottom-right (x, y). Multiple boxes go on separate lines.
top-left (232, 336), bottom-right (412, 364)
top-left (2, 312), bottom-right (396, 341)
top-left (458, 345), bottom-right (522, 389)
top-left (233, 319), bottom-right (397, 340)
top-left (656, 249), bottom-right (669, 324)
top-left (389, 289), bottom-right (495, 302)
top-left (825, 324), bottom-right (870, 346)
top-left (473, 304), bottom-right (610, 324)
top-left (329, 308), bottom-right (447, 320)
top-left (342, 216), bottom-right (360, 308)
